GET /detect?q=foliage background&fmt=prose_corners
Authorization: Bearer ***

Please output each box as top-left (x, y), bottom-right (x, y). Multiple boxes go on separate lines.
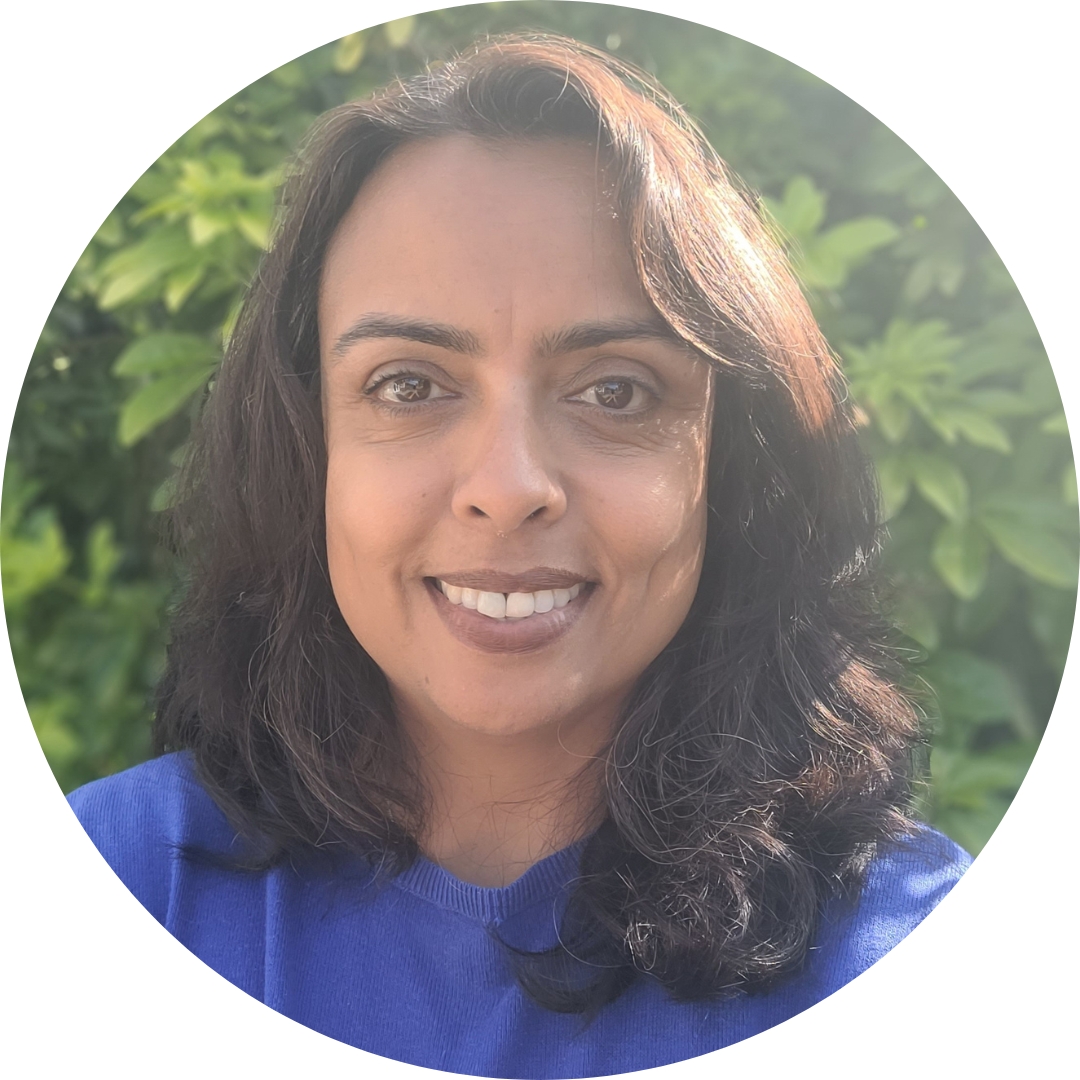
top-left (4, 2), bottom-right (1074, 856)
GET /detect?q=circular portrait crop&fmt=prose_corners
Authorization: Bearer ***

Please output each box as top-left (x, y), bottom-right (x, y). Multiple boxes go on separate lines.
top-left (4, 4), bottom-right (1075, 1076)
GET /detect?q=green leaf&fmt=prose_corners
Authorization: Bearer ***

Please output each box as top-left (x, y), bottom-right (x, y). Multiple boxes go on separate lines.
top-left (270, 60), bottom-right (307, 90)
top-left (384, 15), bottom-right (416, 48)
top-left (1027, 582), bottom-right (1076, 673)
top-left (1041, 411), bottom-right (1070, 436)
top-left (163, 264), bottom-right (206, 313)
top-left (910, 453), bottom-right (969, 521)
top-left (932, 408), bottom-right (1012, 453)
top-left (0, 506), bottom-right (70, 607)
top-left (954, 566), bottom-right (1017, 641)
top-left (902, 257), bottom-right (937, 304)
top-left (922, 650), bottom-right (1023, 727)
top-left (923, 409), bottom-right (960, 445)
top-left (819, 217), bottom-right (900, 261)
top-left (86, 521), bottom-right (120, 587)
top-left (979, 492), bottom-right (1075, 526)
top-left (980, 508), bottom-right (1079, 588)
top-left (1022, 365), bottom-right (1064, 413)
top-left (28, 699), bottom-right (83, 769)
top-left (113, 332), bottom-right (218, 377)
top-left (874, 397), bottom-right (911, 443)
top-left (94, 211), bottom-right (125, 248)
top-left (188, 209), bottom-right (231, 247)
top-left (845, 319), bottom-right (962, 381)
top-left (98, 225), bottom-right (191, 309)
top-left (799, 216), bottom-right (899, 290)
top-left (334, 31), bottom-right (367, 72)
top-left (149, 439), bottom-right (191, 513)
top-left (1063, 463), bottom-right (1077, 507)
top-left (875, 456), bottom-right (910, 520)
top-left (117, 366), bottom-right (214, 446)
top-left (845, 319), bottom-right (964, 444)
top-left (903, 254), bottom-right (965, 303)
top-left (891, 592), bottom-right (939, 650)
top-left (931, 800), bottom-right (1008, 855)
top-left (150, 472), bottom-right (180, 512)
top-left (962, 389), bottom-right (1037, 418)
top-left (129, 166), bottom-right (175, 203)
top-left (220, 294), bottom-right (245, 348)
top-left (236, 211), bottom-right (271, 250)
top-left (765, 175), bottom-right (825, 239)
top-left (929, 741), bottom-right (1036, 851)
top-left (930, 745), bottom-right (1032, 802)
top-left (82, 522), bottom-right (121, 606)
top-left (932, 520), bottom-right (989, 599)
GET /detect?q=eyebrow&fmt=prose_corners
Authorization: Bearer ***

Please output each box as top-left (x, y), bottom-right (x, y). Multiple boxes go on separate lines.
top-left (536, 318), bottom-right (686, 358)
top-left (328, 313), bottom-right (686, 363)
top-left (329, 314), bottom-right (482, 360)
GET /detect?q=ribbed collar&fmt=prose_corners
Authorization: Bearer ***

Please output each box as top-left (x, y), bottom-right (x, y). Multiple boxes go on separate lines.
top-left (392, 840), bottom-right (587, 926)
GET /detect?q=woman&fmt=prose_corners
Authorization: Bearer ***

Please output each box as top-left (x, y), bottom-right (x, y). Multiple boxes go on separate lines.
top-left (68, 34), bottom-right (969, 1077)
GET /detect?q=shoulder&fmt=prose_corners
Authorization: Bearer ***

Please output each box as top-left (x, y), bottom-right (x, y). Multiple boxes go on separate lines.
top-left (66, 752), bottom-right (240, 920)
top-left (864, 824), bottom-right (972, 896)
top-left (809, 825), bottom-right (971, 989)
top-left (858, 825), bottom-right (972, 933)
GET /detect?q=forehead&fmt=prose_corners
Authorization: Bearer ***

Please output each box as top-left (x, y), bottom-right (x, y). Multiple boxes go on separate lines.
top-left (318, 135), bottom-right (652, 337)
top-left (350, 134), bottom-right (618, 222)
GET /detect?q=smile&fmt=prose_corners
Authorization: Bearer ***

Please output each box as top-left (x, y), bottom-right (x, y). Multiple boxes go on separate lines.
top-left (425, 575), bottom-right (593, 653)
top-left (435, 579), bottom-right (584, 619)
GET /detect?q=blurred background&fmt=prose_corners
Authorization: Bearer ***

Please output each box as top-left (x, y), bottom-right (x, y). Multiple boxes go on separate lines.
top-left (3, 3), bottom-right (1074, 855)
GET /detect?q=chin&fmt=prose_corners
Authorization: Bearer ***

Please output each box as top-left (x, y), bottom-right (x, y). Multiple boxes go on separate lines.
top-left (438, 693), bottom-right (581, 737)
top-left (395, 668), bottom-right (617, 742)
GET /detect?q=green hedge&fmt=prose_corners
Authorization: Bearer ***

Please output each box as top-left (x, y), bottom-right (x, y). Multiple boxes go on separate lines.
top-left (5, 4), bottom-right (1074, 855)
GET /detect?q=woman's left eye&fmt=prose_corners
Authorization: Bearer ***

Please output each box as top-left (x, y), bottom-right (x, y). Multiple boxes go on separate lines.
top-left (574, 379), bottom-right (653, 412)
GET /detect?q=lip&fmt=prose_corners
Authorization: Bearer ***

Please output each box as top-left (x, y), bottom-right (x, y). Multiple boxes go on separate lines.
top-left (425, 575), bottom-right (595, 654)
top-left (434, 567), bottom-right (589, 593)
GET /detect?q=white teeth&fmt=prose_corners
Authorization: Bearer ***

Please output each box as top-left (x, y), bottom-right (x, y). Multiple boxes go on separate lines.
top-left (505, 592), bottom-right (535, 618)
top-left (436, 580), bottom-right (585, 619)
top-left (476, 591), bottom-right (507, 619)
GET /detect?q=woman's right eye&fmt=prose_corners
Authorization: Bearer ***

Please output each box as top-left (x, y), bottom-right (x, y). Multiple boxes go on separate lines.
top-left (366, 373), bottom-right (452, 405)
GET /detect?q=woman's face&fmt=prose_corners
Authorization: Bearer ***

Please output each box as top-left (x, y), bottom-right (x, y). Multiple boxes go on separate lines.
top-left (319, 137), bottom-right (713, 745)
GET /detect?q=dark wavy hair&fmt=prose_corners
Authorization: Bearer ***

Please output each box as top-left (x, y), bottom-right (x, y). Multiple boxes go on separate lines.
top-left (155, 34), bottom-right (920, 1013)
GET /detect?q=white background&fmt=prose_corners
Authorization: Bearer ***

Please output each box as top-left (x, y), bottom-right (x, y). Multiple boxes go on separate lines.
top-left (2, 1), bottom-right (1075, 1075)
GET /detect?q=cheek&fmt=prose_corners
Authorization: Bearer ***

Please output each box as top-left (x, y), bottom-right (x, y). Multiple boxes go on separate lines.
top-left (323, 441), bottom-right (445, 600)
top-left (582, 437), bottom-right (710, 603)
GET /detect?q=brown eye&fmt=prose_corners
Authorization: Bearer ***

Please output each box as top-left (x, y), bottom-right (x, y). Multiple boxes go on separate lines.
top-left (595, 380), bottom-right (633, 409)
top-left (577, 378), bottom-right (651, 411)
top-left (366, 370), bottom-right (454, 407)
top-left (388, 375), bottom-right (431, 402)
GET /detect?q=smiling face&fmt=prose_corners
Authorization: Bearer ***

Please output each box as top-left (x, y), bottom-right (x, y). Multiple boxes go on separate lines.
top-left (319, 136), bottom-right (713, 750)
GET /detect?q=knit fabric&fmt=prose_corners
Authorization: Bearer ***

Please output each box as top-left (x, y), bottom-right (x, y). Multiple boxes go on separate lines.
top-left (68, 752), bottom-right (970, 1078)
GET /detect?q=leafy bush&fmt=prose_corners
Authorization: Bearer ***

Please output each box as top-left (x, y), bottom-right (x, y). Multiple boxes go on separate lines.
top-left (5, 3), bottom-right (1074, 853)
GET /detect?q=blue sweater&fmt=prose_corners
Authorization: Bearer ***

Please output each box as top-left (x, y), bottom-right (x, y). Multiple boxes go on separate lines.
top-left (68, 753), bottom-right (970, 1077)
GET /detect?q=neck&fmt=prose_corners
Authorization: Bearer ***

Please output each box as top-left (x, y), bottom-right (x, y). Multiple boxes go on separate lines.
top-left (400, 705), bottom-right (611, 888)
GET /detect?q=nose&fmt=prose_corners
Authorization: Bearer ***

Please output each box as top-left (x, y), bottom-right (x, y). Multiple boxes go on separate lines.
top-left (450, 391), bottom-right (567, 534)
